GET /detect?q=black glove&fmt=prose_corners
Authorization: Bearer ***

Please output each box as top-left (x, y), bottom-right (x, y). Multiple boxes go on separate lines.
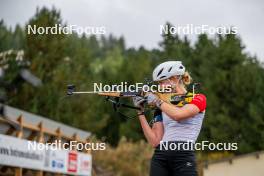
top-left (132, 96), bottom-right (146, 113)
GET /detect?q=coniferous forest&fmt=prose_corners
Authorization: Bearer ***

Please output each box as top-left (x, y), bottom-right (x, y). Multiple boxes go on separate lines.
top-left (1, 7), bottom-right (264, 162)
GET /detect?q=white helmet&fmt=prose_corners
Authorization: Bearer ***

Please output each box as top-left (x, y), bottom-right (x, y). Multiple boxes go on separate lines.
top-left (152, 61), bottom-right (185, 81)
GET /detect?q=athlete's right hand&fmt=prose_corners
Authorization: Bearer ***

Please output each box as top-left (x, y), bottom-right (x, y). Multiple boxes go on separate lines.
top-left (132, 96), bottom-right (146, 111)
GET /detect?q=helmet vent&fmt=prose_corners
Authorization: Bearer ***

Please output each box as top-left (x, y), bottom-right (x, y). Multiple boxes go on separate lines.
top-left (157, 68), bottom-right (164, 77)
top-left (179, 66), bottom-right (183, 69)
top-left (168, 66), bottom-right (172, 72)
top-left (160, 76), bottom-right (166, 79)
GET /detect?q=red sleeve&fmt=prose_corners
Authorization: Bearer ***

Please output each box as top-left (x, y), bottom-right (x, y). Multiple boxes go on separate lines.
top-left (190, 94), bottom-right (206, 112)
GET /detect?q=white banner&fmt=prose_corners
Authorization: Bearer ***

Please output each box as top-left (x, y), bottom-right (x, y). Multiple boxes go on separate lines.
top-left (0, 134), bottom-right (92, 176)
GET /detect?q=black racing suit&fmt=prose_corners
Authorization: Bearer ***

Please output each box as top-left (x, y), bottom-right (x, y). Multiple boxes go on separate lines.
top-left (150, 142), bottom-right (197, 176)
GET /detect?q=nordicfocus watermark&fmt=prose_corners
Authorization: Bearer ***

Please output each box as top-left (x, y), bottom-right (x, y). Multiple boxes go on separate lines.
top-left (159, 141), bottom-right (238, 151)
top-left (27, 24), bottom-right (106, 35)
top-left (28, 140), bottom-right (106, 151)
top-left (160, 24), bottom-right (238, 35)
top-left (93, 82), bottom-right (172, 93)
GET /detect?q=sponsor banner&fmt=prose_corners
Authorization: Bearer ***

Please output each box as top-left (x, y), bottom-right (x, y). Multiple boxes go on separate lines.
top-left (0, 134), bottom-right (92, 176)
top-left (0, 134), bottom-right (44, 170)
top-left (44, 147), bottom-right (68, 173)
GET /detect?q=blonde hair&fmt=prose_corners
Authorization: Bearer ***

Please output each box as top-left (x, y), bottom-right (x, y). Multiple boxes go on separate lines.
top-left (182, 71), bottom-right (192, 85)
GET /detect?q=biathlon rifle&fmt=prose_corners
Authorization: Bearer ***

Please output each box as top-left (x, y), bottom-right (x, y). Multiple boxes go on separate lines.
top-left (66, 83), bottom-right (201, 118)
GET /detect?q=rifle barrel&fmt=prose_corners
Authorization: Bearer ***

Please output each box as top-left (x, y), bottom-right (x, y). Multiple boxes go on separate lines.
top-left (71, 91), bottom-right (122, 97)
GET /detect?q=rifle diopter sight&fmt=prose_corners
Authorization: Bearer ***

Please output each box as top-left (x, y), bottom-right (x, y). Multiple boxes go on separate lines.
top-left (67, 84), bottom-right (75, 96)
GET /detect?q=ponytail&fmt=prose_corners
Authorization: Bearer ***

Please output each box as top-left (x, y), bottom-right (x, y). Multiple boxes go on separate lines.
top-left (182, 71), bottom-right (192, 85)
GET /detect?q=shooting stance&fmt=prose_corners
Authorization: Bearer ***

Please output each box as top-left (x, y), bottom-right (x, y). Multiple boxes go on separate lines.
top-left (133, 61), bottom-right (206, 176)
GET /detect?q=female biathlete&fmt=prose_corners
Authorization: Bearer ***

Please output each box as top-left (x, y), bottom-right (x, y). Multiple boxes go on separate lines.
top-left (133, 61), bottom-right (206, 176)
